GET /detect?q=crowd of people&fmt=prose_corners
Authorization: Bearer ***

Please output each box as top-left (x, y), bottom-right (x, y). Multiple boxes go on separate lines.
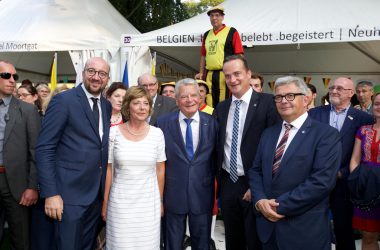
top-left (0, 5), bottom-right (379, 250)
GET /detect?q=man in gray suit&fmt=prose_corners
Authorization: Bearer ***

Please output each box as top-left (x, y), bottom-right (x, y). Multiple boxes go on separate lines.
top-left (138, 73), bottom-right (177, 125)
top-left (0, 60), bottom-right (41, 249)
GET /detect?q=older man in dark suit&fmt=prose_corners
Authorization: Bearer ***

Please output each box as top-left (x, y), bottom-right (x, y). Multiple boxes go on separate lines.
top-left (249, 76), bottom-right (341, 250)
top-left (215, 55), bottom-right (280, 250)
top-left (156, 78), bottom-right (218, 250)
top-left (309, 77), bottom-right (373, 250)
top-left (36, 57), bottom-right (112, 250)
top-left (0, 60), bottom-right (41, 249)
top-left (138, 73), bottom-right (177, 125)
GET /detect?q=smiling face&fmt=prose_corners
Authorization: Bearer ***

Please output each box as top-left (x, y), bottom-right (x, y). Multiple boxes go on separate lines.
top-left (372, 94), bottom-right (380, 119)
top-left (176, 84), bottom-right (200, 118)
top-left (209, 11), bottom-right (224, 30)
top-left (275, 83), bottom-right (309, 123)
top-left (0, 62), bottom-right (17, 97)
top-left (223, 58), bottom-right (251, 99)
top-left (329, 77), bottom-right (354, 109)
top-left (108, 88), bottom-right (127, 113)
top-left (82, 57), bottom-right (109, 95)
top-left (128, 96), bottom-right (150, 122)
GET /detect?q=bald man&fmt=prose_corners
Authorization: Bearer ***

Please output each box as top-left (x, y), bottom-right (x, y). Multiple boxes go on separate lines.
top-left (309, 77), bottom-right (373, 250)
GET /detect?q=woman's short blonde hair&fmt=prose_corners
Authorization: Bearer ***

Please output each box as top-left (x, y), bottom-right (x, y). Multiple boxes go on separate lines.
top-left (121, 86), bottom-right (153, 120)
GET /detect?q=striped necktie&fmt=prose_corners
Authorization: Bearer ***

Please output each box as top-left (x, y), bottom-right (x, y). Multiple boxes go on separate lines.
top-left (230, 100), bottom-right (242, 182)
top-left (272, 123), bottom-right (293, 176)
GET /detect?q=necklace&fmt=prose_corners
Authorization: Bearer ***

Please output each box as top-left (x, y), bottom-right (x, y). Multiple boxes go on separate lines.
top-left (110, 113), bottom-right (121, 124)
top-left (125, 122), bottom-right (148, 136)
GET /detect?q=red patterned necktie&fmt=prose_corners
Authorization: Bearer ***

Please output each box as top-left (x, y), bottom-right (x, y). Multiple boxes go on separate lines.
top-left (272, 123), bottom-right (293, 176)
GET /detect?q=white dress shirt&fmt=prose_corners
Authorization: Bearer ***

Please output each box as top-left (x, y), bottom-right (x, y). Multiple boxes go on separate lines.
top-left (223, 88), bottom-right (253, 176)
top-left (179, 111), bottom-right (200, 153)
top-left (81, 84), bottom-right (103, 140)
top-left (276, 112), bottom-right (308, 153)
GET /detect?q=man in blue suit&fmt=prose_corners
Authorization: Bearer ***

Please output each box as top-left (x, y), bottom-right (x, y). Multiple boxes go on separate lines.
top-left (156, 78), bottom-right (218, 250)
top-left (35, 57), bottom-right (112, 250)
top-left (249, 76), bottom-right (342, 250)
top-left (309, 77), bottom-right (373, 250)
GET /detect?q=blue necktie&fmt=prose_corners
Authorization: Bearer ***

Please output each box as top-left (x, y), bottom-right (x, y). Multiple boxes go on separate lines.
top-left (230, 100), bottom-right (242, 183)
top-left (184, 118), bottom-right (194, 160)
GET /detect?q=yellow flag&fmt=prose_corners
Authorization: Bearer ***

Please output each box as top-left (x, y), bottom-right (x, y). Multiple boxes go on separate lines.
top-left (50, 52), bottom-right (57, 91)
top-left (151, 52), bottom-right (156, 76)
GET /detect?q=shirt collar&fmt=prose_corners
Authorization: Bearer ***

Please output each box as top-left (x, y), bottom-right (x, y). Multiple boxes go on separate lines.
top-left (284, 112), bottom-right (308, 130)
top-left (81, 84), bottom-right (101, 99)
top-left (2, 95), bottom-right (12, 106)
top-left (179, 110), bottom-right (200, 123)
top-left (232, 87), bottom-right (253, 104)
top-left (330, 103), bottom-right (350, 113)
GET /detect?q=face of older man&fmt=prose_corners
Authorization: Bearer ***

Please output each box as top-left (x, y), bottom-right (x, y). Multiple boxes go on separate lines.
top-left (329, 77), bottom-right (354, 110)
top-left (0, 62), bottom-right (17, 97)
top-left (223, 58), bottom-right (251, 99)
top-left (275, 83), bottom-right (309, 123)
top-left (209, 11), bottom-right (224, 31)
top-left (176, 84), bottom-right (200, 118)
top-left (139, 74), bottom-right (159, 98)
top-left (82, 57), bottom-right (109, 95)
top-left (356, 84), bottom-right (373, 105)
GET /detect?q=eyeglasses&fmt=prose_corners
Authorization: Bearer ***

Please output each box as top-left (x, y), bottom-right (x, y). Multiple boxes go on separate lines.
top-left (328, 86), bottom-right (352, 92)
top-left (0, 72), bottom-right (19, 81)
top-left (85, 68), bottom-right (109, 79)
top-left (140, 82), bottom-right (157, 88)
top-left (17, 93), bottom-right (32, 98)
top-left (273, 93), bottom-right (304, 103)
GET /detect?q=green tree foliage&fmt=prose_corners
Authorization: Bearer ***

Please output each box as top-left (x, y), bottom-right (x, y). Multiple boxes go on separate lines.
top-left (183, 0), bottom-right (224, 18)
top-left (109, 0), bottom-right (189, 33)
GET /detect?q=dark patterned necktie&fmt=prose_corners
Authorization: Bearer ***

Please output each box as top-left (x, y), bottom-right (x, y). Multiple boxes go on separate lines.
top-left (272, 123), bottom-right (293, 176)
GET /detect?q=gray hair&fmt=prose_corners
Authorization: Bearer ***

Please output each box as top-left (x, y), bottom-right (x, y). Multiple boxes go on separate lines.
top-left (137, 73), bottom-right (157, 85)
top-left (356, 80), bottom-right (374, 89)
top-left (275, 76), bottom-right (308, 95)
top-left (175, 78), bottom-right (200, 98)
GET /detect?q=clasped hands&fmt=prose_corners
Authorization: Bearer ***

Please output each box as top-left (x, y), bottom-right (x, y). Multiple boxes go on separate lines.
top-left (256, 199), bottom-right (285, 222)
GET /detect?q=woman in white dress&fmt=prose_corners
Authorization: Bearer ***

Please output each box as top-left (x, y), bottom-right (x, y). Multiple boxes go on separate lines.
top-left (102, 86), bottom-right (166, 249)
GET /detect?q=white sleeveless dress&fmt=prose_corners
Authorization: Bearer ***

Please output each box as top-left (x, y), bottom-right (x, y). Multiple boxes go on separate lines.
top-left (106, 125), bottom-right (166, 250)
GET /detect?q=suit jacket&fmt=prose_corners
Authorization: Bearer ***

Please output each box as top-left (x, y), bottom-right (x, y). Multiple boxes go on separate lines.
top-left (249, 117), bottom-right (342, 250)
top-left (3, 97), bottom-right (40, 201)
top-left (308, 105), bottom-right (373, 178)
top-left (36, 85), bottom-right (112, 206)
top-left (149, 94), bottom-right (177, 125)
top-left (156, 111), bottom-right (218, 215)
top-left (215, 92), bottom-right (280, 178)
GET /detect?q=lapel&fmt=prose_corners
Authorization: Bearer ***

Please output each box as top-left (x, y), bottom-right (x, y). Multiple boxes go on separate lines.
top-left (242, 91), bottom-right (260, 139)
top-left (151, 95), bottom-right (163, 122)
top-left (219, 98), bottom-right (232, 146)
top-left (168, 111), bottom-right (188, 159)
top-left (265, 124), bottom-right (283, 179)
top-left (320, 105), bottom-right (330, 124)
top-left (100, 97), bottom-right (110, 146)
top-left (193, 112), bottom-right (208, 158)
top-left (273, 117), bottom-right (312, 181)
top-left (339, 107), bottom-right (356, 138)
top-left (4, 97), bottom-right (19, 144)
top-left (76, 85), bottom-right (101, 142)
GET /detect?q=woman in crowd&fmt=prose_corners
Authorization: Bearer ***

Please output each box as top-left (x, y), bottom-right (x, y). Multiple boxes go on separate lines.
top-left (197, 79), bottom-right (214, 115)
top-left (160, 82), bottom-right (176, 99)
top-left (350, 92), bottom-right (380, 250)
top-left (105, 82), bottom-right (127, 126)
top-left (17, 84), bottom-right (43, 116)
top-left (102, 86), bottom-right (166, 249)
top-left (36, 83), bottom-right (51, 113)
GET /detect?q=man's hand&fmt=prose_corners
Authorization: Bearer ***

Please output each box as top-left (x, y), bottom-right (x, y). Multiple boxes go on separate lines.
top-left (256, 199), bottom-right (285, 222)
top-left (19, 188), bottom-right (38, 206)
top-left (242, 189), bottom-right (251, 202)
top-left (195, 72), bottom-right (203, 80)
top-left (45, 195), bottom-right (64, 221)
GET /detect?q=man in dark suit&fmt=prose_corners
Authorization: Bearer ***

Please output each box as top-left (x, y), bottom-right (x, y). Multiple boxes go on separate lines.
top-left (156, 78), bottom-right (218, 250)
top-left (0, 60), bottom-right (40, 249)
top-left (138, 73), bottom-right (177, 125)
top-left (309, 77), bottom-right (373, 250)
top-left (249, 76), bottom-right (342, 250)
top-left (35, 57), bottom-right (112, 250)
top-left (215, 55), bottom-right (280, 250)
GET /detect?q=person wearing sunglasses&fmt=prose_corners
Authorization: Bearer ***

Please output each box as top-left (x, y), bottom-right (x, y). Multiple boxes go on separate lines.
top-left (309, 77), bottom-right (374, 250)
top-left (0, 60), bottom-right (41, 249)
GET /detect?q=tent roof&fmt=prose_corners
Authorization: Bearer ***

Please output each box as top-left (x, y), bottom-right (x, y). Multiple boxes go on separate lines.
top-left (0, 0), bottom-right (140, 52)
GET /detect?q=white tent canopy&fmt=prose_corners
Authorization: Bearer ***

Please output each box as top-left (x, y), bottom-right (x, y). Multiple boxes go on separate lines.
top-left (0, 0), bottom-right (151, 84)
top-left (123, 0), bottom-right (380, 99)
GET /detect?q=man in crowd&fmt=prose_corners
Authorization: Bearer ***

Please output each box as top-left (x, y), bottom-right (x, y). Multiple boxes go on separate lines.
top-left (138, 73), bottom-right (177, 125)
top-left (309, 77), bottom-right (373, 250)
top-left (0, 60), bottom-right (40, 249)
top-left (355, 80), bottom-right (374, 114)
top-left (195, 6), bottom-right (244, 108)
top-left (249, 76), bottom-right (341, 250)
top-left (36, 57), bottom-right (112, 250)
top-left (215, 55), bottom-right (280, 250)
top-left (156, 78), bottom-right (218, 250)
top-left (250, 73), bottom-right (264, 93)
